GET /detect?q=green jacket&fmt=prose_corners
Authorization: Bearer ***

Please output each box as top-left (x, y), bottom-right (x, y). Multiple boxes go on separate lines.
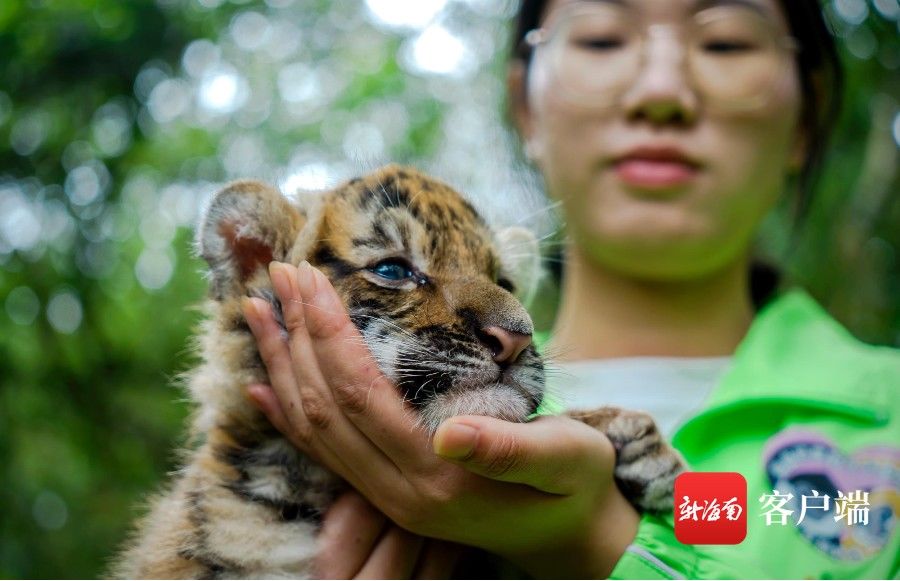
top-left (545, 291), bottom-right (900, 579)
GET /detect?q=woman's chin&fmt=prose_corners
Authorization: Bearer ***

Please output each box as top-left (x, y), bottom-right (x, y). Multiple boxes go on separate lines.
top-left (580, 234), bottom-right (743, 283)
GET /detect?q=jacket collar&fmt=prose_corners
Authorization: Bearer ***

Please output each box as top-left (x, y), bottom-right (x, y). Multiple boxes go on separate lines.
top-left (673, 290), bottom-right (892, 450)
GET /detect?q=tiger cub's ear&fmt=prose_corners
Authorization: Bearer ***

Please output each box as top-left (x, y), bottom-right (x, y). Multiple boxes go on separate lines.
top-left (198, 180), bottom-right (306, 300)
top-left (495, 226), bottom-right (543, 309)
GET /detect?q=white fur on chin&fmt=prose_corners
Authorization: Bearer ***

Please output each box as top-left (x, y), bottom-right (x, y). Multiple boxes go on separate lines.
top-left (419, 384), bottom-right (532, 433)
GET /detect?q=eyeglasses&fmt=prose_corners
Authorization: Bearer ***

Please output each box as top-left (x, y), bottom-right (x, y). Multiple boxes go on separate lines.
top-left (523, 2), bottom-right (799, 113)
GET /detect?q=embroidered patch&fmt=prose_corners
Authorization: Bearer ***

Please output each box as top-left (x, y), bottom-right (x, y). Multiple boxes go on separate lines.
top-left (762, 429), bottom-right (900, 561)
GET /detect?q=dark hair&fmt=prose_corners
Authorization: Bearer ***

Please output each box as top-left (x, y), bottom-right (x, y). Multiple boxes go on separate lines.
top-left (510, 0), bottom-right (844, 224)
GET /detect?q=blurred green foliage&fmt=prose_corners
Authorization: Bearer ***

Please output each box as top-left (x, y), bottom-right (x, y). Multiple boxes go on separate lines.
top-left (0, 0), bottom-right (897, 577)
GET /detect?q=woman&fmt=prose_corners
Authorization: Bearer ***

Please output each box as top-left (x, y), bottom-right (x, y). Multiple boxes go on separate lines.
top-left (241, 0), bottom-right (900, 577)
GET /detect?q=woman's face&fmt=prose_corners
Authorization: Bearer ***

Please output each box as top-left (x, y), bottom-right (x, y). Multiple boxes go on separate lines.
top-left (514, 0), bottom-right (804, 281)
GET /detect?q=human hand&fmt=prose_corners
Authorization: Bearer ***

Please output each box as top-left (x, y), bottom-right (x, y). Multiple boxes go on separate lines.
top-left (316, 491), bottom-right (460, 579)
top-left (242, 261), bottom-right (639, 578)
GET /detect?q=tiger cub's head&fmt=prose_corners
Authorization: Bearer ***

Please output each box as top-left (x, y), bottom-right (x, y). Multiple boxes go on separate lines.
top-left (198, 165), bottom-right (544, 432)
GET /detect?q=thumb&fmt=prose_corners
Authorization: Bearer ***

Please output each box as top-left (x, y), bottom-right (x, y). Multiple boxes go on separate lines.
top-left (432, 415), bottom-right (615, 495)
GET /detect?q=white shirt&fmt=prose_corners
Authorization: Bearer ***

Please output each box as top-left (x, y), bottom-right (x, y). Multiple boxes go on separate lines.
top-left (548, 357), bottom-right (734, 438)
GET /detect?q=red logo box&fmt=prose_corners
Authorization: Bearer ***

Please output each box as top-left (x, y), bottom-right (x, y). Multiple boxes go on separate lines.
top-left (674, 471), bottom-right (747, 545)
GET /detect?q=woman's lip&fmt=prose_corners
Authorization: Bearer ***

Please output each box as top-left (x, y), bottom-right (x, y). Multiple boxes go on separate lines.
top-left (614, 159), bottom-right (699, 188)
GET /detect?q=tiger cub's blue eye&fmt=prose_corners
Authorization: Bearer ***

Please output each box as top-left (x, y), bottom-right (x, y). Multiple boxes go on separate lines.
top-left (371, 260), bottom-right (414, 281)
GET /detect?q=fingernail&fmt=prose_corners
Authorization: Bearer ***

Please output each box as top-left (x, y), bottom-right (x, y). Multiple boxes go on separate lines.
top-left (268, 262), bottom-right (291, 301)
top-left (242, 297), bottom-right (264, 330)
top-left (433, 422), bottom-right (478, 460)
top-left (245, 383), bottom-right (265, 406)
top-left (310, 266), bottom-right (340, 310)
top-left (297, 260), bottom-right (315, 303)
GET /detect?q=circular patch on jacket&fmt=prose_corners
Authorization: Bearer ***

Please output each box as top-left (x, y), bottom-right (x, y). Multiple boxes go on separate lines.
top-left (762, 428), bottom-right (899, 561)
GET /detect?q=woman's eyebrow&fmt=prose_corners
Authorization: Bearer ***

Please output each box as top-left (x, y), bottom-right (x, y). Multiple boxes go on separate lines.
top-left (575, 0), bottom-right (773, 17)
top-left (691, 0), bottom-right (773, 17)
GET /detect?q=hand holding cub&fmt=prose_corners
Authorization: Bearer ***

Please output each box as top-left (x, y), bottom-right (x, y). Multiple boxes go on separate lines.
top-left (243, 260), bottom-right (640, 579)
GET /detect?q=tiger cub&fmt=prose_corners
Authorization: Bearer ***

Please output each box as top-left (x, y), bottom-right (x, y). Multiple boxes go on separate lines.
top-left (111, 165), bottom-right (684, 578)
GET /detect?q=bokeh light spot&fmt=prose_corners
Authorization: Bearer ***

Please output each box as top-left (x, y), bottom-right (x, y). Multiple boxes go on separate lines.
top-left (230, 11), bottom-right (272, 52)
top-left (0, 187), bottom-right (41, 252)
top-left (5, 286), bottom-right (40, 326)
top-left (278, 63), bottom-right (322, 104)
top-left (91, 102), bottom-right (133, 158)
top-left (834, 0), bottom-right (869, 25)
top-left (364, 0), bottom-right (447, 30)
top-left (280, 162), bottom-right (336, 193)
top-left (43, 199), bottom-right (77, 250)
top-left (32, 491), bottom-right (68, 531)
top-left (140, 213), bottom-right (176, 250)
top-left (845, 25), bottom-right (878, 59)
top-left (457, 0), bottom-right (518, 17)
top-left (135, 249), bottom-right (175, 290)
top-left (221, 134), bottom-right (267, 175)
top-left (134, 62), bottom-right (171, 103)
top-left (263, 20), bottom-right (302, 60)
top-left (148, 78), bottom-right (191, 123)
top-left (10, 112), bottom-right (48, 156)
top-left (46, 290), bottom-right (83, 334)
top-left (873, 0), bottom-right (899, 19)
top-left (342, 121), bottom-right (385, 161)
top-left (198, 67), bottom-right (248, 114)
top-left (182, 39), bottom-right (221, 78)
top-left (404, 25), bottom-right (476, 78)
top-left (65, 165), bottom-right (103, 206)
top-left (160, 183), bottom-right (202, 227)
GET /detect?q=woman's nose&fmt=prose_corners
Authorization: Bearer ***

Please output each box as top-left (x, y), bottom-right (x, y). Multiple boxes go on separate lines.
top-left (479, 325), bottom-right (532, 366)
top-left (622, 27), bottom-right (699, 125)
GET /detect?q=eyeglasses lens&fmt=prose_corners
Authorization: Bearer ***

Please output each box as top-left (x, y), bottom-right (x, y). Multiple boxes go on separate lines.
top-left (540, 5), bottom-right (794, 111)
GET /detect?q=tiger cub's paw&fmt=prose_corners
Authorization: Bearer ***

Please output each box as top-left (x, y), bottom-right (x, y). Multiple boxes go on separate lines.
top-left (568, 407), bottom-right (686, 513)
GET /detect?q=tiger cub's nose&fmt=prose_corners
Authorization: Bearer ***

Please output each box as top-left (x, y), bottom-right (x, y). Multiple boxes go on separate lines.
top-left (479, 325), bottom-right (532, 366)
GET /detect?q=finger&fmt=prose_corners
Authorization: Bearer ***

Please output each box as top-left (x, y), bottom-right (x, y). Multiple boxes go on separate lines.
top-left (432, 415), bottom-right (615, 495)
top-left (356, 525), bottom-right (424, 580)
top-left (269, 262), bottom-right (358, 448)
top-left (269, 262), bottom-right (407, 498)
top-left (244, 281), bottom-right (371, 478)
top-left (297, 262), bottom-right (427, 466)
top-left (268, 261), bottom-right (336, 424)
top-left (249, 384), bottom-right (366, 489)
top-left (271, 261), bottom-right (349, 433)
top-left (315, 491), bottom-right (387, 579)
top-left (246, 383), bottom-right (293, 438)
top-left (414, 540), bottom-right (463, 579)
top-left (242, 296), bottom-right (310, 442)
